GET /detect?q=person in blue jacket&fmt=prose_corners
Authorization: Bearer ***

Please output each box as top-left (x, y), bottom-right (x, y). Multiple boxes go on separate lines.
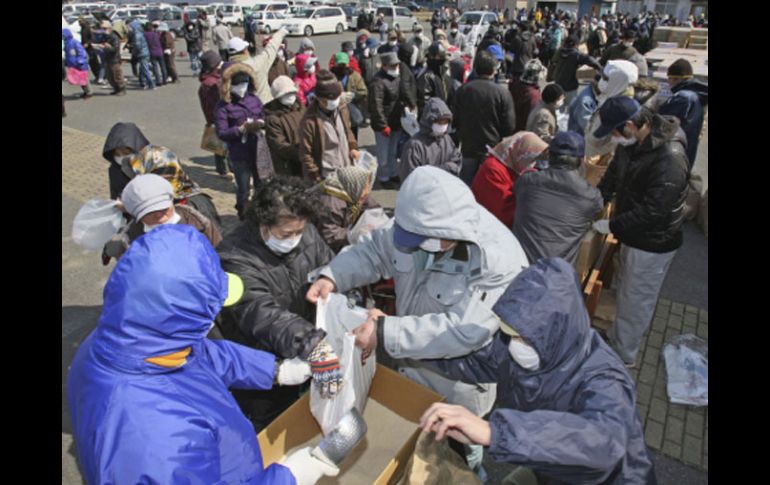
top-left (419, 258), bottom-right (657, 485)
top-left (62, 28), bottom-right (92, 99)
top-left (128, 19), bottom-right (156, 89)
top-left (67, 225), bottom-right (339, 485)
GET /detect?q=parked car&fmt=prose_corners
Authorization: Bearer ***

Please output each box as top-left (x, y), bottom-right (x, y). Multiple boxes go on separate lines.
top-left (253, 1), bottom-right (291, 15)
top-left (457, 11), bottom-right (498, 47)
top-left (341, 5), bottom-right (360, 30)
top-left (110, 7), bottom-right (148, 23)
top-left (147, 5), bottom-right (185, 35)
top-left (282, 6), bottom-right (348, 36)
top-left (250, 10), bottom-right (292, 33)
top-left (396, 1), bottom-right (422, 12)
top-left (375, 5), bottom-right (419, 33)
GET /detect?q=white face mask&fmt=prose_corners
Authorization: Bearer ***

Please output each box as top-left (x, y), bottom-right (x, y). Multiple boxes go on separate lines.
top-left (325, 96), bottom-right (341, 110)
top-left (347, 50), bottom-right (355, 57)
top-left (623, 41), bottom-right (634, 47)
top-left (386, 67), bottom-right (400, 77)
top-left (508, 338), bottom-right (540, 370)
top-left (264, 230), bottom-right (302, 254)
top-left (143, 210), bottom-right (181, 232)
top-left (389, 40), bottom-right (398, 47)
top-left (431, 123), bottom-right (449, 136)
top-left (554, 99), bottom-right (564, 109)
top-left (231, 82), bottom-right (249, 98)
top-left (612, 135), bottom-right (637, 146)
top-left (305, 64), bottom-right (316, 74)
top-left (597, 79), bottom-right (608, 93)
top-left (419, 238), bottom-right (442, 252)
top-left (363, 47), bottom-right (370, 57)
top-left (451, 29), bottom-right (458, 35)
top-left (114, 153), bottom-right (133, 166)
top-left (279, 94), bottom-right (297, 106)
top-left (304, 49), bottom-right (314, 56)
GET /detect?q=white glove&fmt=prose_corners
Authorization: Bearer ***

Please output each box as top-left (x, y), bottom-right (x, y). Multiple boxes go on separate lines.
top-left (164, 49), bottom-right (172, 55)
top-left (342, 91), bottom-right (355, 104)
top-left (593, 219), bottom-right (611, 234)
top-left (282, 446), bottom-right (340, 485)
top-left (277, 357), bottom-right (311, 386)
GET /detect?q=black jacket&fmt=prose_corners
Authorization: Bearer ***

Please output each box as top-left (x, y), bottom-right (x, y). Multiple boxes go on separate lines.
top-left (598, 115), bottom-right (690, 253)
top-left (548, 47), bottom-right (602, 92)
top-left (216, 222), bottom-right (334, 359)
top-left (511, 31), bottom-right (538, 74)
top-left (369, 70), bottom-right (403, 131)
top-left (102, 122), bottom-right (151, 199)
top-left (453, 78), bottom-right (516, 160)
top-left (416, 64), bottom-right (455, 114)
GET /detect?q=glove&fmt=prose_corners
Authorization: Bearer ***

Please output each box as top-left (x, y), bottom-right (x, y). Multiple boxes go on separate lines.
top-left (282, 447), bottom-right (340, 485)
top-left (593, 219), bottom-right (611, 234)
top-left (342, 91), bottom-right (355, 104)
top-left (163, 49), bottom-right (172, 55)
top-left (382, 126), bottom-right (391, 137)
top-left (277, 357), bottom-right (311, 386)
top-left (307, 340), bottom-right (343, 399)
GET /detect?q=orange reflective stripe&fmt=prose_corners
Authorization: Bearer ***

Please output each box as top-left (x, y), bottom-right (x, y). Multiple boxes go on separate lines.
top-left (145, 347), bottom-right (192, 368)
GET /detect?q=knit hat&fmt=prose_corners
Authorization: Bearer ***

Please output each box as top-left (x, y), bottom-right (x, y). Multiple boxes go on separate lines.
top-left (270, 75), bottom-right (298, 100)
top-left (357, 29), bottom-right (370, 40)
top-left (341, 41), bottom-right (355, 52)
top-left (200, 50), bottom-right (222, 73)
top-left (520, 59), bottom-right (545, 85)
top-left (380, 51), bottom-right (399, 67)
top-left (542, 83), bottom-right (565, 104)
top-left (299, 37), bottom-right (315, 52)
top-left (667, 58), bottom-right (693, 79)
top-left (334, 52), bottom-right (350, 66)
top-left (549, 131), bottom-right (585, 157)
top-left (315, 70), bottom-right (343, 99)
top-left (121, 174), bottom-right (174, 221)
top-left (227, 37), bottom-right (249, 54)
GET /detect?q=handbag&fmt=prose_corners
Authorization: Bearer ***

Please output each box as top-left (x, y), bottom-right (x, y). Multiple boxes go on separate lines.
top-left (66, 67), bottom-right (89, 86)
top-left (199, 125), bottom-right (227, 157)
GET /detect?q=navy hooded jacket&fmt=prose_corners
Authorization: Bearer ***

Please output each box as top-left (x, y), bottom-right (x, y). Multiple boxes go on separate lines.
top-left (658, 79), bottom-right (708, 167)
top-left (67, 225), bottom-right (295, 485)
top-left (427, 258), bottom-right (656, 485)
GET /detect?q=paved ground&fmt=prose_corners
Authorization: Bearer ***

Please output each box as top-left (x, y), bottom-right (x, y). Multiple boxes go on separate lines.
top-left (62, 28), bottom-right (707, 484)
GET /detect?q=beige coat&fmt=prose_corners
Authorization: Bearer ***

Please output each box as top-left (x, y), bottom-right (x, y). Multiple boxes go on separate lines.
top-left (526, 101), bottom-right (557, 143)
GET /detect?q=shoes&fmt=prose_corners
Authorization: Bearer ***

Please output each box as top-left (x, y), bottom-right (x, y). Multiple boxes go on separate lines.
top-left (100, 84), bottom-right (113, 89)
top-left (166, 77), bottom-right (172, 83)
top-left (109, 90), bottom-right (126, 96)
top-left (81, 92), bottom-right (93, 100)
top-left (96, 79), bottom-right (107, 85)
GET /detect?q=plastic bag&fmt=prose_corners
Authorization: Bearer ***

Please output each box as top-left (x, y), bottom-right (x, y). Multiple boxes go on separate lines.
top-left (71, 199), bottom-right (125, 250)
top-left (662, 334), bottom-right (708, 406)
top-left (556, 110), bottom-right (569, 132)
top-left (311, 293), bottom-right (377, 435)
top-left (348, 208), bottom-right (391, 245)
top-left (400, 107), bottom-right (420, 137)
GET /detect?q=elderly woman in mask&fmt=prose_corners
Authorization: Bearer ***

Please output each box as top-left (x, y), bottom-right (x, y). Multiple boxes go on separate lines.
top-left (471, 131), bottom-right (549, 228)
top-left (216, 176), bottom-right (341, 431)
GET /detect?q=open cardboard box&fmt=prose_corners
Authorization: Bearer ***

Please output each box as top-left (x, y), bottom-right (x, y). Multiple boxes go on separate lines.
top-left (258, 364), bottom-right (444, 485)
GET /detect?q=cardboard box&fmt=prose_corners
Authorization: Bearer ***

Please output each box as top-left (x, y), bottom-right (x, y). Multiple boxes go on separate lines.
top-left (258, 364), bottom-right (444, 485)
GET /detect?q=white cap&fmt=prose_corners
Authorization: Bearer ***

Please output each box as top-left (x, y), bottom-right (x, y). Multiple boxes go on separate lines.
top-left (227, 37), bottom-right (250, 54)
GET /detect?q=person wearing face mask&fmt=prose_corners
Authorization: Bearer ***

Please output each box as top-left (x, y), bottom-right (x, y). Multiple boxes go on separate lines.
top-left (369, 52), bottom-right (406, 188)
top-left (588, 20), bottom-right (608, 57)
top-left (600, 28), bottom-right (641, 66)
top-left (593, 97), bottom-right (689, 368)
top-left (416, 42), bottom-right (455, 114)
top-left (526, 83), bottom-right (564, 143)
top-left (215, 64), bottom-right (265, 220)
top-left (330, 53), bottom-right (368, 138)
top-left (509, 59), bottom-right (544, 134)
top-left (583, 59), bottom-right (638, 157)
top-left (547, 34), bottom-right (603, 107)
top-left (358, 37), bottom-right (381, 87)
top-left (399, 97), bottom-right (461, 181)
top-left (197, 51), bottom-right (231, 178)
top-left (446, 21), bottom-right (467, 53)
top-left (293, 53), bottom-right (318, 106)
top-left (263, 75), bottom-right (306, 177)
top-left (407, 24), bottom-right (431, 71)
top-left (328, 41), bottom-right (362, 75)
top-left (216, 177), bottom-right (340, 431)
top-left (103, 174), bottom-right (222, 262)
top-left (306, 166), bottom-right (529, 479)
top-left (378, 30), bottom-right (400, 55)
top-left (418, 258), bottom-right (657, 485)
top-left (298, 70), bottom-right (360, 183)
top-left (212, 13), bottom-right (233, 61)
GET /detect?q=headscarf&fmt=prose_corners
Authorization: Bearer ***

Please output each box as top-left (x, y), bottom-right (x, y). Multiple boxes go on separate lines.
top-left (320, 165), bottom-right (374, 225)
top-left (126, 146), bottom-right (201, 200)
top-left (489, 132), bottom-right (549, 174)
top-left (597, 60), bottom-right (638, 106)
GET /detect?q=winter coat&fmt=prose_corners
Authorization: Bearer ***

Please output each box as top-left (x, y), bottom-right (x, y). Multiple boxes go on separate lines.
top-left (268, 57), bottom-right (290, 87)
top-left (359, 51), bottom-right (381, 86)
top-left (513, 167), bottom-right (604, 265)
top-left (144, 30), bottom-right (164, 58)
top-left (588, 27), bottom-right (608, 56)
top-left (510, 79), bottom-right (541, 133)
top-left (511, 32), bottom-right (538, 74)
top-left (471, 155), bottom-right (533, 228)
top-left (338, 70), bottom-right (368, 111)
top-left (427, 257), bottom-right (656, 485)
top-left (398, 60), bottom-right (419, 112)
top-left (329, 55), bottom-right (361, 75)
top-left (600, 42), bottom-right (638, 65)
top-left (216, 222), bottom-right (334, 359)
top-left (416, 64), bottom-right (456, 114)
top-left (447, 31), bottom-right (467, 52)
top-left (298, 100), bottom-right (358, 181)
top-left (198, 17), bottom-right (214, 48)
top-left (128, 20), bottom-right (150, 59)
top-left (63, 28), bottom-right (89, 71)
top-left (212, 23), bottom-right (233, 51)
top-left (238, 29), bottom-right (287, 104)
top-left (198, 70), bottom-right (222, 125)
top-left (293, 54), bottom-right (317, 106)
top-left (263, 97), bottom-right (306, 177)
top-left (453, 79), bottom-right (516, 160)
top-left (102, 31), bottom-right (122, 65)
top-left (658, 79), bottom-right (708, 166)
top-left (214, 63), bottom-right (264, 165)
top-left (526, 101), bottom-right (557, 143)
top-left (598, 114), bottom-right (690, 253)
top-left (183, 21), bottom-right (202, 52)
top-left (567, 84), bottom-right (598, 135)
top-left (548, 47), bottom-right (602, 92)
top-left (318, 166), bottom-right (529, 414)
top-left (102, 122), bottom-right (150, 200)
top-left (369, 69), bottom-right (403, 131)
top-left (160, 31), bottom-right (175, 51)
top-left (314, 190), bottom-right (381, 253)
top-left (399, 97), bottom-right (462, 181)
top-left (68, 225), bottom-right (295, 485)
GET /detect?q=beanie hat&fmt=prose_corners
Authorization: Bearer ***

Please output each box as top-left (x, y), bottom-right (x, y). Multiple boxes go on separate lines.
top-left (341, 41), bottom-right (355, 52)
top-left (315, 70), bottom-right (343, 99)
top-left (542, 83), bottom-right (565, 104)
top-left (380, 51), bottom-right (399, 66)
top-left (270, 75), bottom-right (298, 100)
top-left (121, 174), bottom-right (174, 221)
top-left (667, 58), bottom-right (693, 79)
top-left (200, 50), bottom-right (222, 73)
top-left (549, 131), bottom-right (585, 158)
top-left (520, 59), bottom-right (545, 85)
top-left (299, 37), bottom-right (315, 52)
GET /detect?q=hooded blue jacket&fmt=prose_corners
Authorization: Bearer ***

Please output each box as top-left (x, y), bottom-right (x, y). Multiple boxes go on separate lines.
top-left (658, 79), bottom-right (708, 167)
top-left (67, 225), bottom-right (296, 485)
top-left (427, 258), bottom-right (656, 485)
top-left (63, 28), bottom-right (89, 71)
top-left (129, 20), bottom-right (151, 59)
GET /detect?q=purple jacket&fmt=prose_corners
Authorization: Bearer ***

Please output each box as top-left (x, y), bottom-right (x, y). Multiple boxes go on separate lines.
top-left (144, 31), bottom-right (164, 58)
top-left (215, 93), bottom-right (264, 165)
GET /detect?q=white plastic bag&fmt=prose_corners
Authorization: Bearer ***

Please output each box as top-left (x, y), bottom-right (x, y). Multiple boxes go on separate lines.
top-left (556, 110), bottom-right (569, 133)
top-left (400, 107), bottom-right (420, 137)
top-left (311, 294), bottom-right (377, 435)
top-left (662, 334), bottom-right (708, 406)
top-left (71, 199), bottom-right (125, 250)
top-left (356, 149), bottom-right (378, 176)
top-left (348, 208), bottom-right (391, 246)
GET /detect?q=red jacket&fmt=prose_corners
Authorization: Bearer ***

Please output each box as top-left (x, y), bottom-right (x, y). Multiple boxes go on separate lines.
top-left (328, 55), bottom-right (361, 75)
top-left (471, 155), bottom-right (536, 228)
top-left (509, 79), bottom-right (542, 134)
top-left (198, 71), bottom-right (221, 125)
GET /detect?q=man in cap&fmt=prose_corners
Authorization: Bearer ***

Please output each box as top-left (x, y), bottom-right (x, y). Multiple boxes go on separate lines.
top-left (512, 131), bottom-right (603, 265)
top-left (145, 21), bottom-right (167, 86)
top-left (94, 20), bottom-right (126, 96)
top-left (227, 37), bottom-right (250, 62)
top-left (158, 22), bottom-right (178, 83)
top-left (306, 166), bottom-right (529, 478)
top-left (212, 13), bottom-right (233, 61)
top-left (509, 22), bottom-right (538, 78)
top-left (407, 24), bottom-right (431, 69)
top-left (447, 21), bottom-right (467, 52)
top-left (328, 41), bottom-right (361, 75)
top-left (658, 58), bottom-right (708, 168)
top-left (592, 97), bottom-right (689, 367)
top-left (600, 28), bottom-right (640, 65)
top-left (369, 51), bottom-right (405, 188)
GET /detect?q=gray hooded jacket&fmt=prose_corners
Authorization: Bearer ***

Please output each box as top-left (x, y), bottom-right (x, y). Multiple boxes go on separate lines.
top-left (399, 98), bottom-right (462, 182)
top-left (318, 166), bottom-right (529, 414)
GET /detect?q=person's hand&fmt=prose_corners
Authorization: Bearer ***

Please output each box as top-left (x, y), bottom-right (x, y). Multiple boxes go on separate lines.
top-left (163, 49), bottom-right (172, 55)
top-left (342, 91), bottom-right (355, 104)
top-left (276, 357), bottom-right (312, 386)
top-left (382, 126), bottom-right (391, 137)
top-left (114, 199), bottom-right (127, 214)
top-left (350, 149), bottom-right (361, 162)
top-left (306, 276), bottom-right (337, 304)
top-left (353, 308), bottom-right (385, 361)
top-left (419, 403), bottom-right (492, 446)
top-left (281, 446), bottom-right (340, 485)
top-left (592, 219), bottom-right (611, 234)
top-left (308, 340), bottom-right (343, 399)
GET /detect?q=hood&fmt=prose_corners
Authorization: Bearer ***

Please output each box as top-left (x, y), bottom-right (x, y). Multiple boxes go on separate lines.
top-left (364, 38), bottom-right (380, 50)
top-left (129, 20), bottom-right (144, 32)
top-left (395, 166), bottom-right (481, 245)
top-left (102, 122), bottom-right (150, 163)
top-left (398, 43), bottom-right (415, 65)
top-left (62, 28), bottom-right (73, 41)
top-left (558, 46), bottom-right (578, 58)
top-left (295, 53), bottom-right (315, 77)
top-left (419, 97), bottom-right (453, 134)
top-left (672, 79), bottom-right (708, 107)
top-left (598, 59), bottom-right (638, 106)
top-left (492, 258), bottom-right (591, 373)
top-left (220, 62), bottom-right (259, 103)
top-left (91, 225), bottom-right (228, 373)
top-left (641, 114), bottom-right (686, 152)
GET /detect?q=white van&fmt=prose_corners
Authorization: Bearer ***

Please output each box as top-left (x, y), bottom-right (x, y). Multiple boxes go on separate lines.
top-left (282, 6), bottom-right (348, 37)
top-left (253, 2), bottom-right (291, 16)
top-left (375, 5), bottom-right (419, 33)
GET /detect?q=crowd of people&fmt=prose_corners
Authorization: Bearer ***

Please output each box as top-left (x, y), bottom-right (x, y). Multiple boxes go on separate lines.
top-left (66, 5), bottom-right (708, 485)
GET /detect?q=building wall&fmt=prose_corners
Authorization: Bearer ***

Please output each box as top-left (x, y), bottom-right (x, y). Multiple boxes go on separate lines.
top-left (617, 0), bottom-right (692, 21)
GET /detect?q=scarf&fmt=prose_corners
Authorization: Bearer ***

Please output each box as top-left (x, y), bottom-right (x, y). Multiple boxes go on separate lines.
top-left (126, 145), bottom-right (201, 200)
top-left (321, 165), bottom-right (374, 225)
top-left (490, 131), bottom-right (549, 174)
